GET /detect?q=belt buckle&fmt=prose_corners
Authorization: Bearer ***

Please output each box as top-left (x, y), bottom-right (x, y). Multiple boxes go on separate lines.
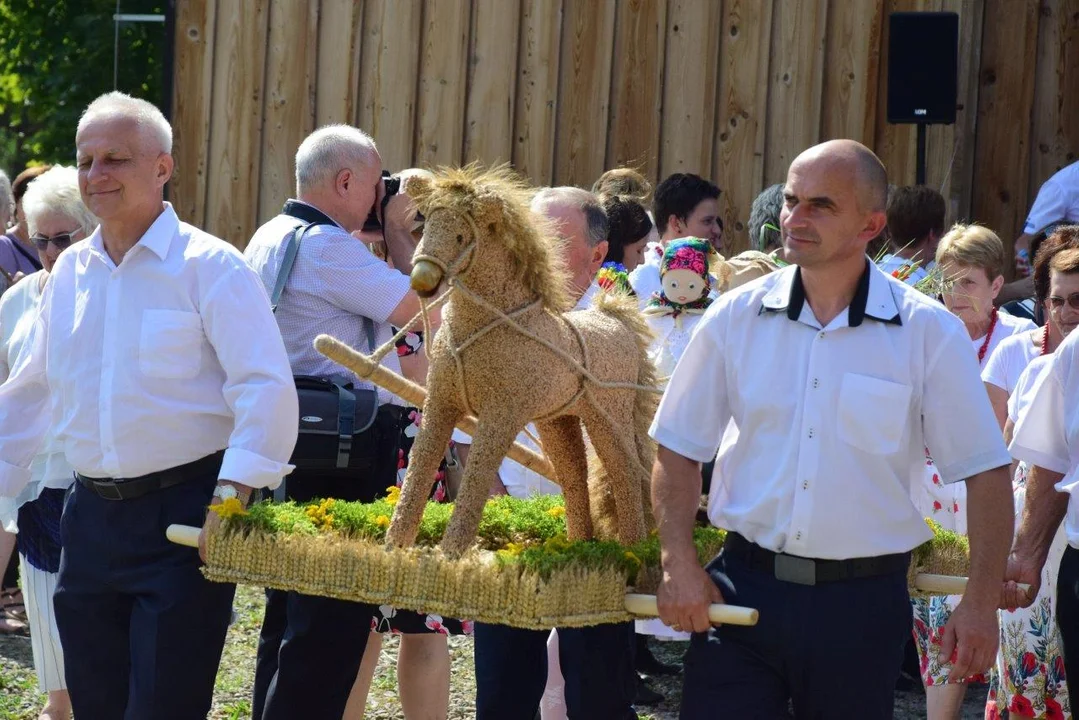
top-left (93, 480), bottom-right (123, 501)
top-left (775, 554), bottom-right (816, 586)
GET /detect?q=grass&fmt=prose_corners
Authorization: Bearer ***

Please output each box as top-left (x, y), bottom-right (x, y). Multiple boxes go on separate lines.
top-left (0, 580), bottom-right (991, 719)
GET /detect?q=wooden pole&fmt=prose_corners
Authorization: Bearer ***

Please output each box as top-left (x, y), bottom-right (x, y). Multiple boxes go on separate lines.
top-left (314, 334), bottom-right (558, 480)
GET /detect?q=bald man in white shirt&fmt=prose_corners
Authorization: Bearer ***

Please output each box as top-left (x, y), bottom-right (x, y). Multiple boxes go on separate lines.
top-left (650, 140), bottom-right (1013, 718)
top-left (0, 93), bottom-right (298, 719)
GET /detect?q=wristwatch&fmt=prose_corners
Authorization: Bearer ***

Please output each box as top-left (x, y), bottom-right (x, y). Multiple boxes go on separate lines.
top-left (213, 484), bottom-right (249, 505)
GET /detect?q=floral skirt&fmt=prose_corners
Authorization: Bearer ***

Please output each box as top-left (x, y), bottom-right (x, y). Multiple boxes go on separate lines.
top-left (373, 407), bottom-right (470, 637)
top-left (986, 465), bottom-right (1070, 719)
top-left (911, 594), bottom-right (988, 687)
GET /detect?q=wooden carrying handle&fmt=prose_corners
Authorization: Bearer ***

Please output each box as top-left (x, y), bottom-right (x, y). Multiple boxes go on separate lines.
top-left (624, 593), bottom-right (758, 626)
top-left (167, 524), bottom-right (200, 548)
top-left (913, 573), bottom-right (1031, 595)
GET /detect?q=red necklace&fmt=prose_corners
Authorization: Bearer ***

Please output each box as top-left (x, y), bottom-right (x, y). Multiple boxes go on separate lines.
top-left (976, 308), bottom-right (998, 365)
top-left (1041, 323), bottom-right (1051, 356)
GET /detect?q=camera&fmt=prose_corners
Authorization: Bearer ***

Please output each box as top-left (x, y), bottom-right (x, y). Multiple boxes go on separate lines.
top-left (362, 172), bottom-right (425, 234)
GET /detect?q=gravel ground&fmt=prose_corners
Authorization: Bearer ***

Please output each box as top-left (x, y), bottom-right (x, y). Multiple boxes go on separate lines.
top-left (0, 584), bottom-right (989, 719)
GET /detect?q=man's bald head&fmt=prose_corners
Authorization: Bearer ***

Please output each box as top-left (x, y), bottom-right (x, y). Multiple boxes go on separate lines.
top-left (791, 140), bottom-right (888, 213)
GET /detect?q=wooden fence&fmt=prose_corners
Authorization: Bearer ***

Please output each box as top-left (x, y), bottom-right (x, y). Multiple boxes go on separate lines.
top-left (171, 0), bottom-right (1079, 262)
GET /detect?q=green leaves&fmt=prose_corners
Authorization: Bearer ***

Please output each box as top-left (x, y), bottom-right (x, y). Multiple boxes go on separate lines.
top-left (0, 0), bottom-right (166, 170)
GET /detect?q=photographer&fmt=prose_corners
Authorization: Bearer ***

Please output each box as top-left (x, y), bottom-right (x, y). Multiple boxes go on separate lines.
top-left (243, 125), bottom-right (435, 720)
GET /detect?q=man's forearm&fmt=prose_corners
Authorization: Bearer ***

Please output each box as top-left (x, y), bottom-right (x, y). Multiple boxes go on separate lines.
top-left (1014, 464), bottom-right (1068, 565)
top-left (964, 466), bottom-right (1014, 602)
top-left (653, 446), bottom-right (704, 568)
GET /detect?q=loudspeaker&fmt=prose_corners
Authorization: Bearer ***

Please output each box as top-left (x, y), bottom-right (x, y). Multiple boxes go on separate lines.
top-left (887, 12), bottom-right (959, 125)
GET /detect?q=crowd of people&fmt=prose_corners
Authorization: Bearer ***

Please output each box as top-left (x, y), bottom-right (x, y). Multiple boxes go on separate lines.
top-left (0, 89), bottom-right (1077, 720)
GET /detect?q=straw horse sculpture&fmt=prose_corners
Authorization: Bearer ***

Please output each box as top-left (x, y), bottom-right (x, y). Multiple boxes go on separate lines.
top-left (384, 166), bottom-right (658, 557)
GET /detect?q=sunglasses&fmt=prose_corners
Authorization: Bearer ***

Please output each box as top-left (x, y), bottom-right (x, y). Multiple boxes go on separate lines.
top-left (1049, 292), bottom-right (1079, 312)
top-left (31, 231), bottom-right (78, 252)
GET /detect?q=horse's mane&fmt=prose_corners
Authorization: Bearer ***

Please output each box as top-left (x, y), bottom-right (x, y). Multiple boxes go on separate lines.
top-left (410, 163), bottom-right (571, 312)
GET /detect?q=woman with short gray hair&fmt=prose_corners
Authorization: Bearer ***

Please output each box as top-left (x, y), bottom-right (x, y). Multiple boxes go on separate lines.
top-left (0, 165), bottom-right (97, 720)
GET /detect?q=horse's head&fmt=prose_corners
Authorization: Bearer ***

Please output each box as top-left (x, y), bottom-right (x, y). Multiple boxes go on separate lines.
top-left (404, 172), bottom-right (504, 298)
top-left (403, 165), bottom-right (572, 310)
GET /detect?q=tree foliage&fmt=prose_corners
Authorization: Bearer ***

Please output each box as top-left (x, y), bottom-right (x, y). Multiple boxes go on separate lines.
top-left (0, 0), bottom-right (166, 173)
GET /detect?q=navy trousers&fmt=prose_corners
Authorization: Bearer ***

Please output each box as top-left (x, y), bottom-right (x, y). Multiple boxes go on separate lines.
top-left (473, 620), bottom-right (638, 720)
top-left (1054, 546), bottom-right (1079, 712)
top-left (680, 547), bottom-right (911, 719)
top-left (252, 469), bottom-right (376, 720)
top-left (53, 472), bottom-right (235, 720)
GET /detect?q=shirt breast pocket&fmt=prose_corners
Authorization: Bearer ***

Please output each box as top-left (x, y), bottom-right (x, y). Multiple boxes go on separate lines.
top-left (139, 309), bottom-right (204, 379)
top-left (837, 373), bottom-right (912, 455)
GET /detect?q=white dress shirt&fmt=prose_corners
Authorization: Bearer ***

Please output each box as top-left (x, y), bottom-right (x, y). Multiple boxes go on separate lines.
top-left (651, 261), bottom-right (1011, 559)
top-left (1023, 160), bottom-right (1079, 233)
top-left (243, 202), bottom-right (412, 406)
top-left (1009, 328), bottom-right (1079, 548)
top-left (0, 203), bottom-right (298, 496)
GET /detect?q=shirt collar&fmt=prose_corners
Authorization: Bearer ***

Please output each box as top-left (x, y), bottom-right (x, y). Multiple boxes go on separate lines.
top-left (87, 202), bottom-right (179, 263)
top-left (282, 199), bottom-right (342, 229)
top-left (760, 259), bottom-right (901, 327)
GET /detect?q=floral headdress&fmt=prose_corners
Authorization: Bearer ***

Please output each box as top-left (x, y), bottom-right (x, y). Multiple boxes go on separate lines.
top-left (596, 261), bottom-right (634, 296)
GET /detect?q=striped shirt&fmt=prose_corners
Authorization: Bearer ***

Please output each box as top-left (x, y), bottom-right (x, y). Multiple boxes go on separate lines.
top-left (244, 200), bottom-right (412, 406)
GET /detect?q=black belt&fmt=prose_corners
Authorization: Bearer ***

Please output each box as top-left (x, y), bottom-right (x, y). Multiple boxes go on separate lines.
top-left (724, 532), bottom-right (911, 585)
top-left (76, 450), bottom-right (226, 501)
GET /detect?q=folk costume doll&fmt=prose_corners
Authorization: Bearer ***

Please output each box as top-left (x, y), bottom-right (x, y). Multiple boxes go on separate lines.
top-left (643, 238), bottom-right (724, 377)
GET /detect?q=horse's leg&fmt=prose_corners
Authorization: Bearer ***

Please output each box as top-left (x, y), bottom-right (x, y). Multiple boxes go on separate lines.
top-left (535, 416), bottom-right (592, 541)
top-left (581, 411), bottom-right (647, 546)
top-left (440, 417), bottom-right (520, 558)
top-left (386, 398), bottom-right (461, 549)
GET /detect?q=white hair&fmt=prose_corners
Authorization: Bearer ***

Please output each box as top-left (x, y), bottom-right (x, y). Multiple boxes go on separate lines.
top-left (0, 169), bottom-right (11, 228)
top-left (295, 124), bottom-right (379, 195)
top-left (77, 91), bottom-right (173, 154)
top-left (22, 166), bottom-right (99, 237)
top-left (531, 186), bottom-right (609, 247)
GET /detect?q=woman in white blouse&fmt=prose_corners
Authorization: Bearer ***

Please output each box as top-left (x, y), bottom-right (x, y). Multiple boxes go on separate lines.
top-left (912, 224), bottom-right (1035, 718)
top-left (0, 166), bottom-right (96, 720)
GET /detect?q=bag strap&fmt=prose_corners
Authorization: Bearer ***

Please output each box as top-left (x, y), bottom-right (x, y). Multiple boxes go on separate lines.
top-left (10, 236), bottom-right (42, 271)
top-left (270, 222), bottom-right (318, 313)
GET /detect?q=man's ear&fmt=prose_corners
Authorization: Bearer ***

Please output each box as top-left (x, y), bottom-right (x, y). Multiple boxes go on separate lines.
top-left (156, 153), bottom-right (175, 187)
top-left (334, 168), bottom-right (353, 198)
top-left (858, 210), bottom-right (888, 244)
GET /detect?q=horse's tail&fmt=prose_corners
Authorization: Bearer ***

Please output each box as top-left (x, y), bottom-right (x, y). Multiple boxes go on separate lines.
top-left (587, 291), bottom-right (659, 536)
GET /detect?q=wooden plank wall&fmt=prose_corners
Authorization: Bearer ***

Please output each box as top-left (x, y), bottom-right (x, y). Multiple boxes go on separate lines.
top-left (172, 0), bottom-right (1079, 260)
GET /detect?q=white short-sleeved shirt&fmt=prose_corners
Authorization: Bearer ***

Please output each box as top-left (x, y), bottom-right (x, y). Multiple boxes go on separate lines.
top-left (1009, 329), bottom-right (1079, 547)
top-left (974, 312), bottom-right (1036, 369)
top-left (244, 201), bottom-right (412, 406)
top-left (1007, 355), bottom-right (1053, 425)
top-left (650, 261), bottom-right (1011, 559)
top-left (983, 329), bottom-right (1042, 394)
top-left (1023, 161), bottom-right (1079, 233)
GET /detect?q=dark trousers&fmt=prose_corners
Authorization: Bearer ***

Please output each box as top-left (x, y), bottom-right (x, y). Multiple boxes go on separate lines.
top-left (680, 548), bottom-right (911, 719)
top-left (1055, 546), bottom-right (1079, 711)
top-left (53, 473), bottom-right (235, 720)
top-left (473, 621), bottom-right (638, 720)
top-left (252, 468), bottom-right (376, 720)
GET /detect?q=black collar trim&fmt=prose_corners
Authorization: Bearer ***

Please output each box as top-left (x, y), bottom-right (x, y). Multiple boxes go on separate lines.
top-left (759, 260), bottom-right (902, 327)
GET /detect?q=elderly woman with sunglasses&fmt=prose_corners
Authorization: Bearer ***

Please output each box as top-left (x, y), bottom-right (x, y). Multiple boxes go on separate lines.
top-left (0, 166), bottom-right (96, 720)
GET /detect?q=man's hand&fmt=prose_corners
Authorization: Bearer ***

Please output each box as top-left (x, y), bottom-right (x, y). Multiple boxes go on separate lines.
top-left (656, 558), bottom-right (724, 634)
top-left (489, 476), bottom-right (509, 497)
top-left (198, 504), bottom-right (220, 564)
top-left (1001, 550), bottom-right (1042, 610)
top-left (937, 598), bottom-right (999, 680)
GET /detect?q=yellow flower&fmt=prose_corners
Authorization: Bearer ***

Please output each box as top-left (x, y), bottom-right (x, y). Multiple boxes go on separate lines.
top-left (543, 534), bottom-right (572, 553)
top-left (374, 514), bottom-right (391, 528)
top-left (208, 496), bottom-right (247, 519)
top-left (624, 551), bottom-right (641, 566)
top-left (545, 506), bottom-right (565, 518)
top-left (385, 486), bottom-right (402, 507)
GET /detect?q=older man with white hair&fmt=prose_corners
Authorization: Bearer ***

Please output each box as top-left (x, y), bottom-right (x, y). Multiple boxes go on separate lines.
top-left (0, 92), bottom-right (298, 719)
top-left (244, 124), bottom-right (433, 720)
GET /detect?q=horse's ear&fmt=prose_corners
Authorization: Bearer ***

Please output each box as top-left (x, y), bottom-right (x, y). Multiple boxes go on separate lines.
top-left (402, 174), bottom-right (434, 205)
top-left (474, 192), bottom-right (503, 234)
